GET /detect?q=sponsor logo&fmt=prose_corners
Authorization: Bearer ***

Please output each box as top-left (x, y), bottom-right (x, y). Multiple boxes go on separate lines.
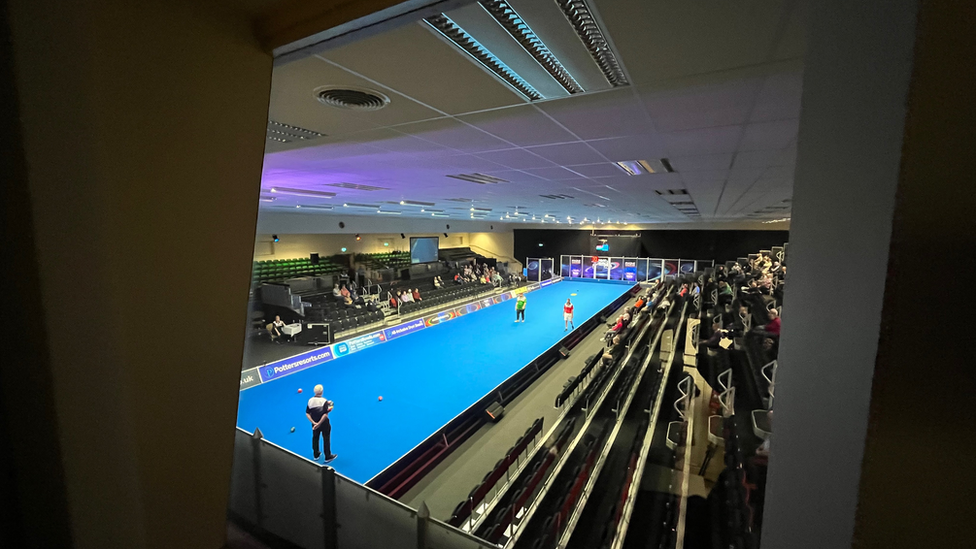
top-left (240, 368), bottom-right (262, 389)
top-left (259, 348), bottom-right (334, 383)
top-left (499, 292), bottom-right (512, 301)
top-left (424, 310), bottom-right (457, 326)
top-left (334, 331), bottom-right (385, 356)
top-left (382, 318), bottom-right (425, 341)
top-left (493, 295), bottom-right (503, 304)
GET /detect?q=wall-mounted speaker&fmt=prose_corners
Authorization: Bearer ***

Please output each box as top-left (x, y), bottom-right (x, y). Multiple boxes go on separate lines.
top-left (310, 253), bottom-right (319, 264)
top-left (485, 401), bottom-right (505, 422)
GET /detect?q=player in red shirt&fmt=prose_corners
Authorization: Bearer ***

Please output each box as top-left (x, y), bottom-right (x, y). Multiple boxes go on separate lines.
top-left (563, 298), bottom-right (575, 331)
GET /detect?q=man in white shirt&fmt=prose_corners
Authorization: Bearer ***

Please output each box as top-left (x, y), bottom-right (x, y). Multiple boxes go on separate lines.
top-left (306, 384), bottom-right (337, 463)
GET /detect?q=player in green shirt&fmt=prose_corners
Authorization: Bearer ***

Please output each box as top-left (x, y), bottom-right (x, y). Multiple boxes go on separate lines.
top-left (515, 294), bottom-right (527, 323)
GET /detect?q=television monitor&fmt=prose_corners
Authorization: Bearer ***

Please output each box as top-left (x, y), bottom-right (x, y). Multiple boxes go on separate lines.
top-left (409, 237), bottom-right (439, 264)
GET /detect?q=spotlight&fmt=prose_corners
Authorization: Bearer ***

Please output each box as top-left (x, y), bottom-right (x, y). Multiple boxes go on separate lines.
top-left (355, 234), bottom-right (361, 241)
top-left (383, 242), bottom-right (389, 247)
top-left (444, 233), bottom-right (448, 238)
top-left (272, 235), bottom-right (279, 243)
top-left (341, 247), bottom-right (347, 252)
top-left (400, 233), bottom-right (405, 239)
top-left (538, 243), bottom-right (544, 247)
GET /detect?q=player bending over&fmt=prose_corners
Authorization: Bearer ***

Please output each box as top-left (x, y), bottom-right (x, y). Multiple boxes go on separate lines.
top-left (564, 298), bottom-right (575, 331)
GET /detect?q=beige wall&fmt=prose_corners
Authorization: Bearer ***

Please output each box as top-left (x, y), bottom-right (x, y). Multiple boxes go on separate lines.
top-left (254, 231), bottom-right (519, 267)
top-left (7, 0), bottom-right (271, 547)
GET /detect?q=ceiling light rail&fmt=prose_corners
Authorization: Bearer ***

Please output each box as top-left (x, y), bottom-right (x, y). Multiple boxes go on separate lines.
top-left (478, 0), bottom-right (584, 94)
top-left (554, 0), bottom-right (629, 87)
top-left (424, 14), bottom-right (543, 101)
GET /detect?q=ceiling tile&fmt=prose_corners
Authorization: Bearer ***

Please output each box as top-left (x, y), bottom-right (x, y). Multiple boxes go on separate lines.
top-left (526, 142), bottom-right (607, 165)
top-left (565, 163), bottom-right (622, 178)
top-left (586, 135), bottom-right (668, 162)
top-left (535, 88), bottom-right (655, 140)
top-left (396, 118), bottom-right (511, 153)
top-left (669, 153), bottom-right (734, 172)
top-left (739, 119), bottom-right (798, 151)
top-left (731, 149), bottom-right (788, 169)
top-left (477, 149), bottom-right (556, 170)
top-left (642, 78), bottom-right (761, 132)
top-left (321, 22), bottom-right (525, 115)
top-left (662, 125), bottom-right (744, 156)
top-left (522, 166), bottom-right (586, 181)
top-left (752, 71), bottom-right (805, 122)
top-left (459, 105), bottom-right (577, 146)
top-left (435, 154), bottom-right (507, 172)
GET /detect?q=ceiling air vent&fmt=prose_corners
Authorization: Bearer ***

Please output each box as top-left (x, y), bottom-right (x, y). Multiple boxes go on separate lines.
top-left (325, 182), bottom-right (389, 191)
top-left (266, 120), bottom-right (325, 143)
top-left (314, 86), bottom-right (390, 111)
top-left (615, 159), bottom-right (674, 175)
top-left (446, 173), bottom-right (508, 184)
top-left (654, 189), bottom-right (689, 196)
top-left (540, 194), bottom-right (575, 199)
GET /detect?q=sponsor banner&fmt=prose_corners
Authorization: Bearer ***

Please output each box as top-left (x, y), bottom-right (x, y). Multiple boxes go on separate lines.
top-left (333, 331), bottom-right (387, 357)
top-left (240, 368), bottom-right (262, 390)
top-left (492, 295), bottom-right (504, 304)
top-left (527, 282), bottom-right (542, 292)
top-left (259, 347), bottom-right (335, 383)
top-left (480, 297), bottom-right (495, 309)
top-left (382, 318), bottom-right (425, 341)
top-left (454, 301), bottom-right (479, 318)
top-left (499, 292), bottom-right (513, 301)
top-left (424, 309), bottom-right (457, 327)
top-left (540, 276), bottom-right (562, 287)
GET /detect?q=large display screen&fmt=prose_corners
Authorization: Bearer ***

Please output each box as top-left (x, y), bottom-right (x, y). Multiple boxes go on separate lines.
top-left (410, 237), bottom-right (439, 264)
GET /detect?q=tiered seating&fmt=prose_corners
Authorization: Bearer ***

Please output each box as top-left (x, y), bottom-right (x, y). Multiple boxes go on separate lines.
top-left (251, 257), bottom-right (344, 286)
top-left (359, 250), bottom-right (410, 270)
top-left (709, 416), bottom-right (760, 549)
top-left (439, 247), bottom-right (486, 263)
top-left (300, 293), bottom-right (384, 340)
top-left (448, 418), bottom-right (544, 530)
top-left (394, 280), bottom-right (492, 318)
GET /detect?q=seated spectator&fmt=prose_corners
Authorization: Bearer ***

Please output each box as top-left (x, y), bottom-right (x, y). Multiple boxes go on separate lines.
top-left (349, 280), bottom-right (359, 293)
top-left (677, 283), bottom-right (689, 298)
top-left (270, 315), bottom-right (285, 343)
top-left (762, 308), bottom-right (781, 336)
top-left (340, 285), bottom-right (350, 298)
top-left (412, 288), bottom-right (421, 301)
top-left (401, 290), bottom-right (414, 303)
top-left (332, 284), bottom-right (341, 298)
top-left (343, 295), bottom-right (354, 307)
top-left (634, 295), bottom-right (646, 310)
top-left (434, 276), bottom-right (442, 289)
top-left (701, 321), bottom-right (727, 349)
top-left (389, 294), bottom-right (399, 309)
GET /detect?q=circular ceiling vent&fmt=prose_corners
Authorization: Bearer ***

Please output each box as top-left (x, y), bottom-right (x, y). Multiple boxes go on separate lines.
top-left (314, 86), bottom-right (390, 111)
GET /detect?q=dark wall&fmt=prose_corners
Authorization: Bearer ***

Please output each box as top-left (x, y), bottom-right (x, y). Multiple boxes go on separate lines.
top-left (514, 229), bottom-right (789, 265)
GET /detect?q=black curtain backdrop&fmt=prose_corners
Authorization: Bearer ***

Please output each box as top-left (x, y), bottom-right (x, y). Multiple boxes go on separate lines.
top-left (514, 229), bottom-right (790, 265)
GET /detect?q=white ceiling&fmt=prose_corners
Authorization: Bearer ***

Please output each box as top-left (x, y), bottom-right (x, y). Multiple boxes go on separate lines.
top-left (259, 0), bottom-right (805, 227)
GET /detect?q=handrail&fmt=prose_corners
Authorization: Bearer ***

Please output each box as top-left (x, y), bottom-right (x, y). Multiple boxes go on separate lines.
top-left (609, 300), bottom-right (689, 549)
top-left (674, 375), bottom-right (693, 420)
top-left (502, 292), bottom-right (669, 548)
top-left (762, 360), bottom-right (778, 409)
top-left (555, 298), bottom-right (684, 549)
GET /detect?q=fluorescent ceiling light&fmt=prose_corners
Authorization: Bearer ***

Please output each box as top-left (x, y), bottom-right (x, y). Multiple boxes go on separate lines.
top-left (342, 202), bottom-right (381, 209)
top-left (398, 200), bottom-right (436, 207)
top-left (269, 187), bottom-right (336, 199)
top-left (614, 159), bottom-right (674, 176)
top-left (424, 14), bottom-right (543, 101)
top-left (431, 213), bottom-right (450, 218)
top-left (377, 210), bottom-right (401, 215)
top-left (479, 0), bottom-right (583, 94)
top-left (554, 0), bottom-right (629, 87)
top-left (295, 204), bottom-right (334, 210)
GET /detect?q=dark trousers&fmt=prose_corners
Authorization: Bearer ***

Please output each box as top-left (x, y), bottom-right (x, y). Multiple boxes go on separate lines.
top-left (312, 416), bottom-right (332, 458)
top-left (516, 309), bottom-right (525, 321)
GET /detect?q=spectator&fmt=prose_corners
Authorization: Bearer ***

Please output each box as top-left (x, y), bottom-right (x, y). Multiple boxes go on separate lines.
top-left (434, 276), bottom-right (442, 289)
top-left (389, 293), bottom-right (399, 309)
top-left (762, 308), bottom-right (781, 336)
top-left (412, 288), bottom-right (421, 302)
top-left (702, 321), bottom-right (726, 349)
top-left (401, 290), bottom-right (413, 303)
top-left (340, 285), bottom-right (350, 298)
top-left (270, 315), bottom-right (285, 343)
top-left (332, 284), bottom-right (341, 298)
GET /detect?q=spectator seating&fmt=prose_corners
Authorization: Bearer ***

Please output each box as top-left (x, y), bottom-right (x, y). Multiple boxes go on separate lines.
top-left (358, 250), bottom-right (411, 270)
top-left (251, 257), bottom-right (344, 286)
top-left (448, 418), bottom-right (544, 530)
